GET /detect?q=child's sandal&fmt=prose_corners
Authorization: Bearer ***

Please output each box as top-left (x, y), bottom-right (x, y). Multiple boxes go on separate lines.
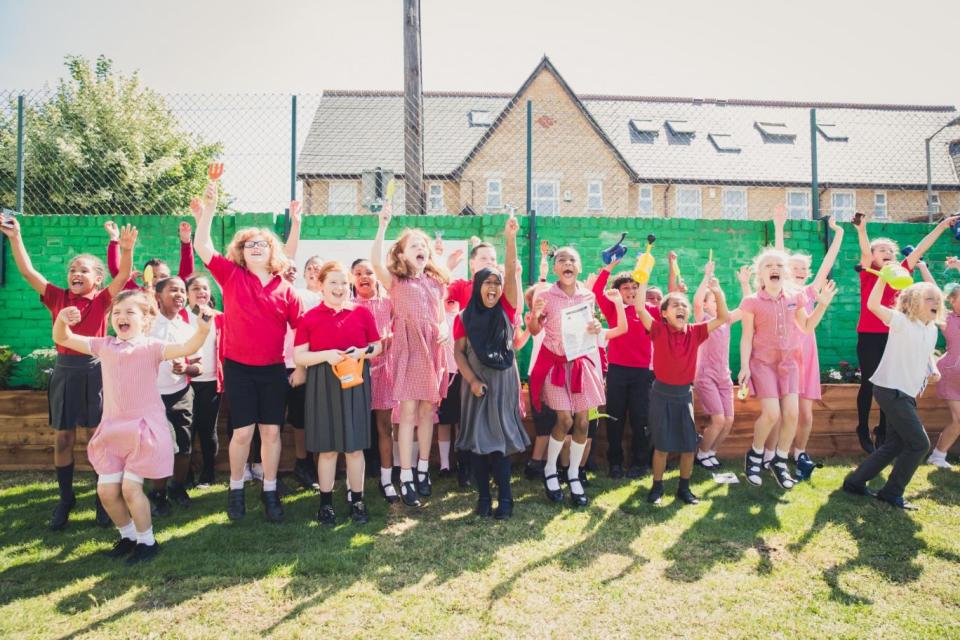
top-left (400, 481), bottom-right (421, 507)
top-left (744, 450), bottom-right (763, 486)
top-left (769, 455), bottom-right (796, 489)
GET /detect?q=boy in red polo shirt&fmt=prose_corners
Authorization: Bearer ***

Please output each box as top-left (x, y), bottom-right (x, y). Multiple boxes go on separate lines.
top-left (636, 278), bottom-right (729, 506)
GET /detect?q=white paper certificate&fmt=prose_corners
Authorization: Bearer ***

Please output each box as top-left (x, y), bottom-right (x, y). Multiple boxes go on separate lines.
top-left (560, 302), bottom-right (596, 361)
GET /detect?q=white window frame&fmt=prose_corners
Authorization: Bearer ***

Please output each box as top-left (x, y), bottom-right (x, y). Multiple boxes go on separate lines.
top-left (328, 181), bottom-right (358, 215)
top-left (830, 190), bottom-right (856, 222)
top-left (485, 179), bottom-right (502, 212)
top-left (427, 183), bottom-right (444, 214)
top-left (587, 180), bottom-right (603, 212)
top-left (532, 179), bottom-right (560, 217)
top-left (721, 187), bottom-right (748, 220)
top-left (931, 192), bottom-right (941, 214)
top-left (786, 189), bottom-right (811, 220)
top-left (675, 187), bottom-right (702, 219)
top-left (873, 191), bottom-right (888, 219)
top-left (638, 186), bottom-right (654, 217)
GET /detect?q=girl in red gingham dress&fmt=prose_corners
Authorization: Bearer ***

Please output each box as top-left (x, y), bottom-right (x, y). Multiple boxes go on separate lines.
top-left (371, 203), bottom-right (450, 507)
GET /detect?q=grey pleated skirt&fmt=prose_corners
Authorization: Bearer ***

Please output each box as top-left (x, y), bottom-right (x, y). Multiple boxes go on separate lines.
top-left (303, 361), bottom-right (372, 454)
top-left (648, 380), bottom-right (698, 453)
top-left (48, 354), bottom-right (103, 430)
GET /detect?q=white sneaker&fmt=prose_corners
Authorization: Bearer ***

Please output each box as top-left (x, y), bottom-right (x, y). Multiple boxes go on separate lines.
top-left (928, 453), bottom-right (953, 469)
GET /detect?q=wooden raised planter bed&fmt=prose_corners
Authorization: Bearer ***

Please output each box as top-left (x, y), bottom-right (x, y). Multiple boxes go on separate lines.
top-left (0, 384), bottom-right (955, 472)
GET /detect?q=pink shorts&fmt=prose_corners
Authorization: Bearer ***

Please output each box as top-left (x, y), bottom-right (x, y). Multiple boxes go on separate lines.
top-left (695, 376), bottom-right (734, 417)
top-left (87, 417), bottom-right (174, 481)
top-left (748, 351), bottom-right (800, 400)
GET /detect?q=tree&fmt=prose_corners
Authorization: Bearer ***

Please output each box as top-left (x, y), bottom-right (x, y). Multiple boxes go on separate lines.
top-left (0, 55), bottom-right (222, 215)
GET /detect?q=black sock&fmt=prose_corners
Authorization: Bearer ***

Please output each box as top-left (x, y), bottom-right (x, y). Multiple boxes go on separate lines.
top-left (351, 491), bottom-right (363, 504)
top-left (652, 480), bottom-right (664, 491)
top-left (472, 453), bottom-right (491, 500)
top-left (678, 478), bottom-right (690, 492)
top-left (320, 491), bottom-right (333, 507)
top-left (491, 454), bottom-right (512, 502)
top-left (56, 463), bottom-right (75, 500)
top-left (579, 466), bottom-right (586, 476)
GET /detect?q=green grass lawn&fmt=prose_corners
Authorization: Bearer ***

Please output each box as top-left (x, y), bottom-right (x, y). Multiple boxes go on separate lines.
top-left (1, 461), bottom-right (959, 639)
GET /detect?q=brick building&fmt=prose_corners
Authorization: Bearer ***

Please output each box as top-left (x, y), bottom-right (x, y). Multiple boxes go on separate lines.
top-left (298, 57), bottom-right (960, 222)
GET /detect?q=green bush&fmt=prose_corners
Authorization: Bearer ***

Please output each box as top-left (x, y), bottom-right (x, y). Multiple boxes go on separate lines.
top-left (14, 348), bottom-right (58, 391)
top-left (0, 345), bottom-right (20, 389)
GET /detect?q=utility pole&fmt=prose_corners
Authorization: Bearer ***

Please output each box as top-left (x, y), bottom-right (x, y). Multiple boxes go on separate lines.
top-left (403, 0), bottom-right (425, 215)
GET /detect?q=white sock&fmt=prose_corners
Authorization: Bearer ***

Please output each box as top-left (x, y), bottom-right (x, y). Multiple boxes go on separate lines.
top-left (708, 450), bottom-right (717, 458)
top-left (136, 527), bottom-right (155, 546)
top-left (696, 449), bottom-right (710, 460)
top-left (751, 446), bottom-right (763, 456)
top-left (544, 437), bottom-right (564, 491)
top-left (263, 479), bottom-right (277, 492)
top-left (930, 449), bottom-right (946, 459)
top-left (792, 448), bottom-right (805, 460)
top-left (439, 441), bottom-right (451, 469)
top-left (567, 441), bottom-right (586, 481)
top-left (392, 441), bottom-right (400, 467)
top-left (118, 521), bottom-right (136, 541)
top-left (417, 458), bottom-right (430, 473)
top-left (380, 467), bottom-right (393, 485)
top-left (763, 448), bottom-right (776, 463)
top-left (400, 468), bottom-right (414, 483)
top-left (775, 449), bottom-right (789, 460)
top-left (229, 479), bottom-right (244, 490)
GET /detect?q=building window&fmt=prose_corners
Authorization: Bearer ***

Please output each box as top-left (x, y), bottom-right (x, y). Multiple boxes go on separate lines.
top-left (587, 180), bottom-right (603, 212)
top-left (532, 180), bottom-right (559, 216)
top-left (328, 182), bottom-right (357, 214)
top-left (485, 179), bottom-right (502, 212)
top-left (874, 191), bottom-right (887, 219)
top-left (428, 183), bottom-right (444, 213)
top-left (831, 191), bottom-right (856, 222)
top-left (675, 187), bottom-right (702, 219)
top-left (786, 190), bottom-right (810, 220)
top-left (931, 192), bottom-right (941, 214)
top-left (721, 188), bottom-right (747, 220)
top-left (638, 186), bottom-right (653, 217)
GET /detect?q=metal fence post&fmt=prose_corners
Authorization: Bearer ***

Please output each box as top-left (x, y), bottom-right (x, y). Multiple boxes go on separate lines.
top-left (284, 94), bottom-right (297, 241)
top-left (526, 100), bottom-right (536, 285)
top-left (810, 108), bottom-right (819, 220)
top-left (3, 95), bottom-right (26, 285)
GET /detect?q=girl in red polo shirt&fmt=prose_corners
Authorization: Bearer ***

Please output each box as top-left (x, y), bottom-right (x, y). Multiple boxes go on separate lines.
top-left (371, 203), bottom-right (450, 507)
top-left (2, 218), bottom-right (135, 531)
top-left (295, 261), bottom-right (382, 525)
top-left (636, 280), bottom-right (728, 506)
top-left (739, 249), bottom-right (837, 490)
top-left (194, 180), bottom-right (303, 523)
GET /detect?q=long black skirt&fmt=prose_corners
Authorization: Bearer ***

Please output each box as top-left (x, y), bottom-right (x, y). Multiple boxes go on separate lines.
top-left (304, 361), bottom-right (372, 454)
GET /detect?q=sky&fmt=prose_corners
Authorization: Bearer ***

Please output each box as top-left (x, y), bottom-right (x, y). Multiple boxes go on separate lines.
top-left (1, 0), bottom-right (958, 105)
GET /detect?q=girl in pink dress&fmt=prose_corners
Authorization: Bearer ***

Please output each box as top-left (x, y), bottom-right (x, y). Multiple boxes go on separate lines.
top-left (739, 249), bottom-right (837, 489)
top-left (770, 209), bottom-right (845, 478)
top-left (53, 289), bottom-right (211, 564)
top-left (527, 247), bottom-right (604, 508)
top-left (931, 262), bottom-right (960, 468)
top-left (351, 257), bottom-right (401, 502)
top-left (371, 204), bottom-right (449, 507)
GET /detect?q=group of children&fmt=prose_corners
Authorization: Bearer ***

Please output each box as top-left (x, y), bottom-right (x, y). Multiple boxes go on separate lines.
top-left (3, 171), bottom-right (960, 561)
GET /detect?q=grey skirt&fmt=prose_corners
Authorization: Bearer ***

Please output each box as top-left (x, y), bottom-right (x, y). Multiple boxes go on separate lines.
top-left (648, 380), bottom-right (698, 453)
top-left (303, 361), bottom-right (372, 453)
top-left (48, 354), bottom-right (103, 430)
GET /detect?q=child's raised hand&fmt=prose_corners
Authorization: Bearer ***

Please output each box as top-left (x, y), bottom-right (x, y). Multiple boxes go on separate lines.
top-left (178, 221), bottom-right (192, 243)
top-left (189, 197), bottom-right (203, 218)
top-left (707, 277), bottom-right (722, 295)
top-left (772, 203), bottom-right (787, 227)
top-left (604, 288), bottom-right (624, 306)
top-left (946, 256), bottom-right (960, 271)
top-left (668, 250), bottom-right (677, 263)
top-left (289, 200), bottom-right (301, 224)
top-left (0, 215), bottom-right (20, 238)
top-left (446, 248), bottom-right (465, 272)
top-left (938, 213), bottom-right (960, 230)
top-left (57, 306), bottom-right (82, 326)
top-left (118, 225), bottom-right (138, 252)
top-left (827, 215), bottom-right (842, 233)
top-left (817, 280), bottom-right (838, 305)
top-left (103, 220), bottom-right (119, 241)
top-left (378, 202), bottom-right (392, 228)
top-left (203, 181), bottom-right (218, 210)
top-left (703, 260), bottom-right (715, 280)
top-left (207, 163), bottom-right (224, 181)
top-left (676, 278), bottom-right (688, 294)
top-left (504, 213), bottom-right (519, 239)
top-left (533, 296), bottom-right (546, 317)
top-left (736, 265), bottom-right (753, 285)
top-left (851, 211), bottom-right (867, 228)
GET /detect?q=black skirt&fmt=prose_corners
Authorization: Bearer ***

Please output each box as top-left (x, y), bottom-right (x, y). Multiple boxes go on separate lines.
top-left (48, 354), bottom-right (102, 430)
top-left (304, 361), bottom-right (372, 453)
top-left (648, 381), bottom-right (698, 453)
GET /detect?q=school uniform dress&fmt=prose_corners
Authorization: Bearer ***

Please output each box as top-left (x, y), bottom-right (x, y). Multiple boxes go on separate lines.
top-left (388, 274), bottom-right (447, 404)
top-left (740, 289), bottom-right (807, 399)
top-left (936, 314), bottom-right (960, 401)
top-left (798, 285), bottom-right (822, 401)
top-left (353, 295), bottom-right (396, 411)
top-left (85, 336), bottom-right (174, 480)
top-left (204, 254), bottom-right (303, 427)
top-left (41, 284), bottom-right (111, 430)
top-left (149, 314), bottom-right (196, 456)
top-left (295, 303), bottom-right (381, 453)
top-left (694, 313), bottom-right (733, 417)
top-left (648, 320), bottom-right (709, 453)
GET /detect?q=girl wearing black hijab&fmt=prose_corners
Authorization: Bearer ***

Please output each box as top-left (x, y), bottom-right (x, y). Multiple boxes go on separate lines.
top-left (453, 215), bottom-right (530, 520)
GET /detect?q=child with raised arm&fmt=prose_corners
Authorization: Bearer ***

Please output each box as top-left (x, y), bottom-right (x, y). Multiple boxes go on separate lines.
top-left (53, 289), bottom-right (210, 563)
top-left (852, 212), bottom-right (959, 453)
top-left (104, 219), bottom-right (195, 289)
top-left (194, 179), bottom-right (303, 523)
top-left (1, 218), bottom-right (134, 530)
top-left (739, 249), bottom-right (837, 489)
top-left (370, 203), bottom-right (450, 507)
top-left (636, 278), bottom-right (729, 505)
top-left (843, 278), bottom-right (943, 510)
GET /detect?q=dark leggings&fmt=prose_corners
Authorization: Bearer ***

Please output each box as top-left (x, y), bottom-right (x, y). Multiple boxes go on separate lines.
top-left (856, 332), bottom-right (889, 435)
top-left (471, 452), bottom-right (512, 502)
top-left (191, 381), bottom-right (222, 484)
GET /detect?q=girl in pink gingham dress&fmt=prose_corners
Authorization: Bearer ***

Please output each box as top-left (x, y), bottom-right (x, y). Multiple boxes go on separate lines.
top-left (371, 204), bottom-right (449, 507)
top-left (931, 275), bottom-right (960, 468)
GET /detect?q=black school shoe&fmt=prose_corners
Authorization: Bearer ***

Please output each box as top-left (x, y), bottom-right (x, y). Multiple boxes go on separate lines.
top-left (149, 490), bottom-right (172, 517)
top-left (317, 504), bottom-right (336, 526)
top-left (579, 467), bottom-right (591, 488)
top-left (626, 464), bottom-right (648, 479)
top-left (676, 487), bottom-right (700, 505)
top-left (876, 492), bottom-right (919, 511)
top-left (543, 473), bottom-right (564, 503)
top-left (567, 478), bottom-right (589, 508)
top-left (227, 488), bottom-right (246, 520)
top-left (168, 484), bottom-right (191, 508)
top-left (378, 481), bottom-right (400, 504)
top-left (126, 542), bottom-right (160, 564)
top-left (261, 490), bottom-right (284, 523)
top-left (841, 479), bottom-right (878, 498)
top-left (105, 537), bottom-right (137, 559)
top-left (94, 496), bottom-right (112, 528)
top-left (351, 501), bottom-right (369, 524)
top-left (494, 499), bottom-right (514, 520)
top-left (49, 494), bottom-right (76, 531)
top-left (400, 480), bottom-right (421, 507)
top-left (475, 497), bottom-right (493, 517)
top-left (647, 483), bottom-right (664, 505)
top-left (415, 468), bottom-right (432, 497)
top-left (293, 462), bottom-right (317, 490)
top-left (525, 459), bottom-right (545, 480)
top-left (608, 464), bottom-right (624, 479)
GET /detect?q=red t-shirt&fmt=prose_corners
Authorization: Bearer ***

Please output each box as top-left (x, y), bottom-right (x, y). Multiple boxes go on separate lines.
top-left (446, 279), bottom-right (472, 311)
top-left (857, 258), bottom-right (913, 334)
top-left (650, 319), bottom-right (709, 385)
top-left (453, 297), bottom-right (517, 341)
top-left (41, 284), bottom-right (113, 356)
top-left (206, 254), bottom-right (303, 366)
top-left (294, 303), bottom-right (380, 352)
top-left (592, 269), bottom-right (658, 368)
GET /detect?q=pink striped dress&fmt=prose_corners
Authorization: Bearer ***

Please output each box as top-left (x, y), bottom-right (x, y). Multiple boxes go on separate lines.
top-left (538, 283), bottom-right (605, 413)
top-left (937, 314), bottom-right (960, 401)
top-left (86, 336), bottom-right (174, 480)
top-left (354, 294), bottom-right (397, 410)
top-left (388, 274), bottom-right (448, 404)
top-left (798, 285), bottom-right (822, 400)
